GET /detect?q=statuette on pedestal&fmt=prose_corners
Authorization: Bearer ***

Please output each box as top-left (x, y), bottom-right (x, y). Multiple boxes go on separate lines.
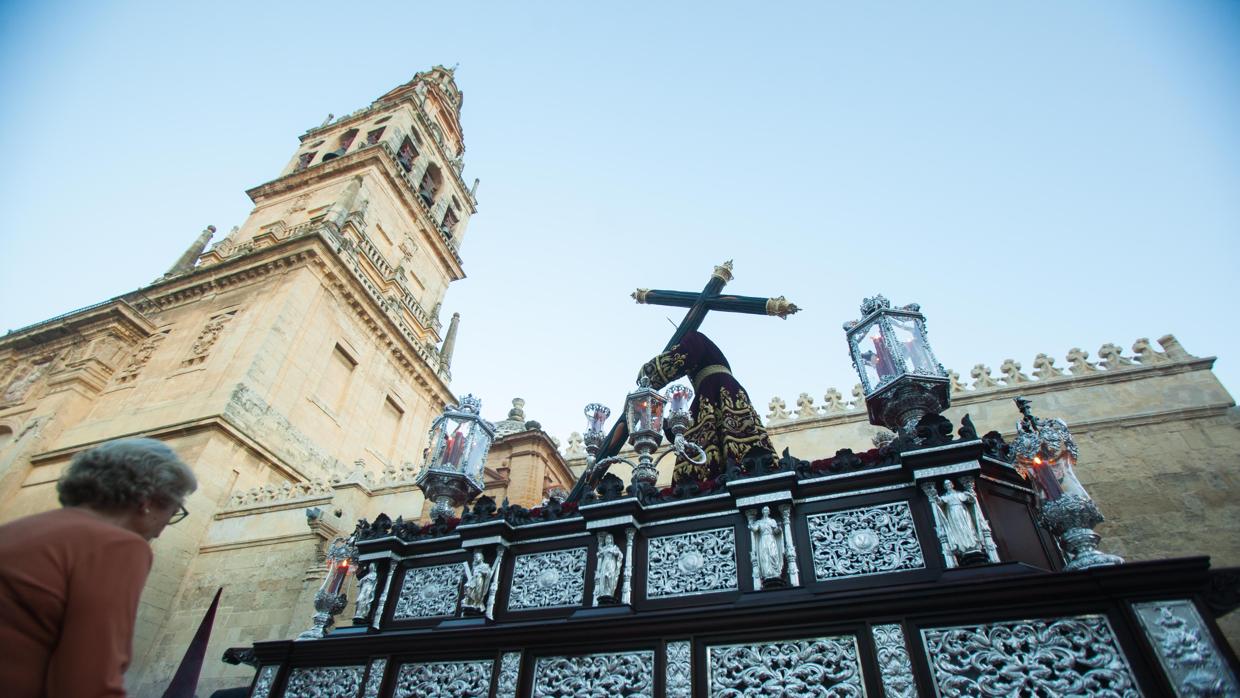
top-left (593, 532), bottom-right (624, 604)
top-left (748, 506), bottom-right (785, 588)
top-left (461, 551), bottom-right (493, 616)
top-left (352, 564), bottom-right (378, 621)
top-left (924, 479), bottom-right (988, 566)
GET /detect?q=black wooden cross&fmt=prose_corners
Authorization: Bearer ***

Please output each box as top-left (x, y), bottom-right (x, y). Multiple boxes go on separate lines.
top-left (565, 261), bottom-right (799, 502)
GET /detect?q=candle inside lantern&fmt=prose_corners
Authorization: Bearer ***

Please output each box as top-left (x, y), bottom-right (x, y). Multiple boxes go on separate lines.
top-left (666, 385), bottom-right (693, 414)
top-left (1027, 455), bottom-right (1065, 501)
top-left (326, 559), bottom-right (352, 595)
top-left (584, 403), bottom-right (610, 433)
top-left (442, 428), bottom-right (466, 467)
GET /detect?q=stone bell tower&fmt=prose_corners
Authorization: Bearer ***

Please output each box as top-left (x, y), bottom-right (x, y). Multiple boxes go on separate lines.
top-left (203, 64), bottom-right (475, 345)
top-left (0, 66), bottom-right (483, 696)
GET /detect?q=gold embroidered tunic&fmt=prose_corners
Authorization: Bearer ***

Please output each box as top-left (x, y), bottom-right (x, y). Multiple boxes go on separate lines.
top-left (638, 331), bottom-right (775, 482)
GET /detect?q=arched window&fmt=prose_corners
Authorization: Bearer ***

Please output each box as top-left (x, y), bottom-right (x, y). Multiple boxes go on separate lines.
top-left (397, 137), bottom-right (419, 173)
top-left (296, 151), bottom-right (317, 171)
top-left (323, 129), bottom-right (358, 162)
top-left (418, 163), bottom-right (443, 206)
top-left (440, 207), bottom-right (459, 237)
top-left (366, 127), bottom-right (385, 146)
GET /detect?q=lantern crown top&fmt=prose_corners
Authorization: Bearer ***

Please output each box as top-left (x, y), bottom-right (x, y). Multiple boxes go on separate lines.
top-left (844, 295), bottom-right (926, 331)
top-left (457, 394), bottom-right (482, 414)
top-left (860, 294), bottom-right (891, 316)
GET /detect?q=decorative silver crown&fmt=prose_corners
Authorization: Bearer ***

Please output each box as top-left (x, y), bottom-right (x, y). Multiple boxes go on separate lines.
top-left (457, 394), bottom-right (482, 414)
top-left (1011, 416), bottom-right (1079, 462)
top-left (859, 294), bottom-right (891, 316)
top-left (583, 403), bottom-right (611, 420)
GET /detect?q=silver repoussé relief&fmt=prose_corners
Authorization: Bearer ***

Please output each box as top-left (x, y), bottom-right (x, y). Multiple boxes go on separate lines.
top-left (1132, 599), bottom-right (1240, 697)
top-left (666, 641), bottom-right (692, 698)
top-left (706, 635), bottom-right (865, 696)
top-left (531, 650), bottom-right (656, 697)
top-left (921, 615), bottom-right (1139, 697)
top-left (646, 527), bottom-right (738, 599)
top-left (282, 665), bottom-right (366, 698)
top-left (808, 501), bottom-right (925, 581)
top-left (872, 624), bottom-right (919, 698)
top-left (508, 547), bottom-right (587, 610)
top-left (392, 562), bottom-right (464, 619)
top-left (251, 665), bottom-right (279, 698)
top-left (496, 652), bottom-right (522, 698)
top-left (361, 659), bottom-right (387, 698)
top-left (391, 660), bottom-right (494, 698)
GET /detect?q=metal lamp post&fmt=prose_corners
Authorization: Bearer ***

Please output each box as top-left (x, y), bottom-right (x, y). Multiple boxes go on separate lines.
top-left (844, 295), bottom-right (950, 436)
top-left (415, 394), bottom-right (496, 520)
top-left (297, 536), bottom-right (355, 640)
top-left (624, 376), bottom-right (668, 487)
top-left (584, 379), bottom-right (706, 494)
top-left (1011, 397), bottom-right (1123, 571)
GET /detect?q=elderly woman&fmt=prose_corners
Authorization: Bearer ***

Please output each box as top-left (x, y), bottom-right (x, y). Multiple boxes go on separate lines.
top-left (0, 437), bottom-right (197, 698)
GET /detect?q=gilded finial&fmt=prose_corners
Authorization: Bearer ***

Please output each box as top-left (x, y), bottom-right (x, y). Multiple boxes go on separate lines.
top-left (765, 296), bottom-right (801, 319)
top-left (712, 260), bottom-right (734, 283)
top-left (632, 289), bottom-right (651, 304)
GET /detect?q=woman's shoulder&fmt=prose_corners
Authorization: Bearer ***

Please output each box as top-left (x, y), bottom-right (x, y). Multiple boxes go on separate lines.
top-left (1, 508), bottom-right (146, 547)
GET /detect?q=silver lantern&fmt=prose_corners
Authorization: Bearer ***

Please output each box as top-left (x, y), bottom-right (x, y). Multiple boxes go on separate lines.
top-left (1011, 397), bottom-right (1123, 571)
top-left (844, 295), bottom-right (950, 435)
top-left (415, 394), bottom-right (495, 520)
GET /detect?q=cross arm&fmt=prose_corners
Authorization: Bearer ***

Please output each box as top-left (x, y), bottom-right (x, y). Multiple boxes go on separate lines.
top-left (633, 289), bottom-right (800, 319)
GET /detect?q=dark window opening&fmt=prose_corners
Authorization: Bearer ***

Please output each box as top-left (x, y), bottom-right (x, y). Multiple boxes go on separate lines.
top-left (296, 151), bottom-right (317, 171)
top-left (367, 128), bottom-right (385, 145)
top-left (322, 129), bottom-right (358, 162)
top-left (397, 137), bottom-right (419, 172)
top-left (440, 208), bottom-right (459, 237)
top-left (418, 163), bottom-right (442, 206)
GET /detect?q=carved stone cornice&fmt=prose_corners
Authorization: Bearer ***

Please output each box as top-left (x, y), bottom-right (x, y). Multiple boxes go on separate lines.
top-left (130, 233), bottom-right (453, 404)
top-left (0, 299), bottom-right (154, 353)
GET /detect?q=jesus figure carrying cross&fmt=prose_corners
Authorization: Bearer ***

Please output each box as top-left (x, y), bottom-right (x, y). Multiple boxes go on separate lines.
top-left (567, 261), bottom-right (799, 501)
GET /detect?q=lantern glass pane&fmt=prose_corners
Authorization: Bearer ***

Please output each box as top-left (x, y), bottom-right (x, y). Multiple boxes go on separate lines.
top-left (626, 389), bottom-right (666, 433)
top-left (585, 404), bottom-right (609, 433)
top-left (890, 315), bottom-right (936, 375)
top-left (440, 416), bottom-right (470, 469)
top-left (854, 317), bottom-right (903, 390)
top-left (463, 427), bottom-right (489, 481)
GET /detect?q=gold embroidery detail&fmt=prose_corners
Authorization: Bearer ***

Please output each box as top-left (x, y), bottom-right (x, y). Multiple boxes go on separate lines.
top-left (672, 387), bottom-right (773, 483)
top-left (692, 364), bottom-right (731, 389)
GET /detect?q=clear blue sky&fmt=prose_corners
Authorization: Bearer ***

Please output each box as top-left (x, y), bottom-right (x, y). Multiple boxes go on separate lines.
top-left (2, 1), bottom-right (1238, 452)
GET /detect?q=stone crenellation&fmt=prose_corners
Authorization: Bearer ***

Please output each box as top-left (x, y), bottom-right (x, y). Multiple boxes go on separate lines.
top-left (762, 335), bottom-right (1194, 425)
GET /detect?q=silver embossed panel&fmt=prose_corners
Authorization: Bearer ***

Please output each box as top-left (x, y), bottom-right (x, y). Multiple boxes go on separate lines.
top-left (646, 527), bottom-right (738, 599)
top-left (391, 660), bottom-right (494, 698)
top-left (666, 641), bottom-right (692, 698)
top-left (872, 624), bottom-right (919, 698)
top-left (360, 659), bottom-right (387, 698)
top-left (1132, 599), bottom-right (1240, 697)
top-left (251, 665), bottom-right (279, 698)
top-left (496, 652), bottom-right (522, 698)
top-left (508, 547), bottom-right (587, 610)
top-left (807, 501), bottom-right (924, 581)
top-left (282, 665), bottom-right (365, 698)
top-left (706, 635), bottom-right (865, 696)
top-left (532, 650), bottom-right (655, 697)
top-left (392, 562), bottom-right (464, 619)
top-left (921, 615), bottom-right (1139, 697)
